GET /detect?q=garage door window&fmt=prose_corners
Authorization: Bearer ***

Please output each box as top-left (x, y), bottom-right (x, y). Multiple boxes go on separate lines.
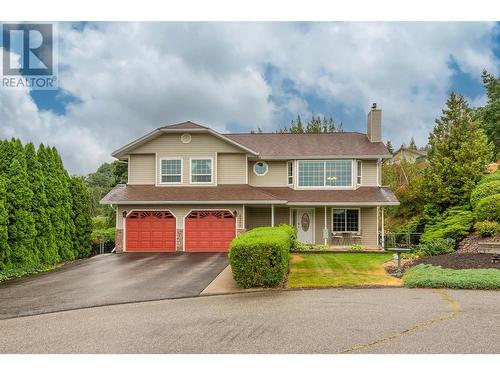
top-left (191, 159), bottom-right (213, 183)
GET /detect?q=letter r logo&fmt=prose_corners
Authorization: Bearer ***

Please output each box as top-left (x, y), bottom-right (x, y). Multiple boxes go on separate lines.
top-left (2, 23), bottom-right (53, 76)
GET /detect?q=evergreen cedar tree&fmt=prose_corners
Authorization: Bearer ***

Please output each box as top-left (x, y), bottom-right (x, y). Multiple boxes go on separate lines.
top-left (0, 139), bottom-right (93, 271)
top-left (477, 70), bottom-right (500, 158)
top-left (423, 92), bottom-right (493, 212)
top-left (274, 115), bottom-right (343, 133)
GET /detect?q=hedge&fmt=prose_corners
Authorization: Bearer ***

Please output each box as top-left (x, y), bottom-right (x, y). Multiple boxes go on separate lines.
top-left (228, 225), bottom-right (295, 288)
top-left (474, 194), bottom-right (500, 222)
top-left (421, 208), bottom-right (475, 244)
top-left (470, 180), bottom-right (500, 208)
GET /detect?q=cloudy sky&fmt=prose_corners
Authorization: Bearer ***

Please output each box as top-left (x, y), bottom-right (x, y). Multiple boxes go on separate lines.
top-left (1, 22), bottom-right (499, 175)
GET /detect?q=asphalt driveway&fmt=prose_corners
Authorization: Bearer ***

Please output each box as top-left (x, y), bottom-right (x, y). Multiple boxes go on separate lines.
top-left (0, 252), bottom-right (228, 319)
top-left (1, 288), bottom-right (499, 353)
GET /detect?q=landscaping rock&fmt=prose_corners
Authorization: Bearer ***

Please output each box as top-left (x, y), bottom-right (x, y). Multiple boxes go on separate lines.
top-left (457, 233), bottom-right (500, 253)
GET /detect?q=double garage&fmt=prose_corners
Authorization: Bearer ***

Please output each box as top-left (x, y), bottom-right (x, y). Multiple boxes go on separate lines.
top-left (124, 210), bottom-right (236, 252)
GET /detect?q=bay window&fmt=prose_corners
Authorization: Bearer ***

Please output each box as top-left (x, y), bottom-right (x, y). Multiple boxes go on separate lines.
top-left (287, 161), bottom-right (293, 185)
top-left (298, 160), bottom-right (352, 187)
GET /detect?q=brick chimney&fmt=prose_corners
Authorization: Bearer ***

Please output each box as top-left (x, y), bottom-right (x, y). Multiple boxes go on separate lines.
top-left (367, 103), bottom-right (382, 142)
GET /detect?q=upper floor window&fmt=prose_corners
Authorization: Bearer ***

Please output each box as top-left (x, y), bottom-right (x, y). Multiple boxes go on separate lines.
top-left (357, 160), bottom-right (362, 185)
top-left (191, 158), bottom-right (213, 183)
top-left (298, 160), bottom-right (352, 187)
top-left (287, 161), bottom-right (293, 185)
top-left (253, 161), bottom-right (268, 176)
top-left (160, 158), bottom-right (182, 184)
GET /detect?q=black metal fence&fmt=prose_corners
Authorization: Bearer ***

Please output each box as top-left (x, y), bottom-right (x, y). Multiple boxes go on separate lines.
top-left (383, 233), bottom-right (422, 250)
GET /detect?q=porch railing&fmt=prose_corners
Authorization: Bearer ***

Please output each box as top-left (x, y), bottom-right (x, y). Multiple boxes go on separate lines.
top-left (383, 232), bottom-right (422, 250)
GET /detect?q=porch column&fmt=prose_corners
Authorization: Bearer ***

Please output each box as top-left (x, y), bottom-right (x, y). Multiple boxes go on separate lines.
top-left (242, 204), bottom-right (246, 230)
top-left (271, 204), bottom-right (275, 227)
top-left (381, 206), bottom-right (385, 249)
top-left (324, 206), bottom-right (328, 245)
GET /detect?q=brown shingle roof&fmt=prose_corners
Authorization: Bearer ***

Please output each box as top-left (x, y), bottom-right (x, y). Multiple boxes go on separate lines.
top-left (101, 184), bottom-right (398, 205)
top-left (101, 184), bottom-right (283, 204)
top-left (260, 186), bottom-right (398, 204)
top-left (224, 132), bottom-right (390, 158)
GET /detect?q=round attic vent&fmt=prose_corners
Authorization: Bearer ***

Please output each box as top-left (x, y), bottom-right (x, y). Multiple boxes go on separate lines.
top-left (181, 133), bottom-right (192, 144)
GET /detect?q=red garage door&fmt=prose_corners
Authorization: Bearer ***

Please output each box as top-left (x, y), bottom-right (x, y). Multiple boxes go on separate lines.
top-left (126, 211), bottom-right (176, 252)
top-left (185, 211), bottom-right (236, 252)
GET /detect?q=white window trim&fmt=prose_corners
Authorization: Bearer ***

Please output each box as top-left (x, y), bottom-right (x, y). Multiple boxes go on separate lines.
top-left (159, 157), bottom-right (183, 185)
top-left (357, 160), bottom-right (362, 185)
top-left (297, 160), bottom-right (355, 189)
top-left (331, 207), bottom-right (361, 234)
top-left (190, 157), bottom-right (215, 185)
top-left (287, 161), bottom-right (293, 185)
top-left (253, 161), bottom-right (269, 177)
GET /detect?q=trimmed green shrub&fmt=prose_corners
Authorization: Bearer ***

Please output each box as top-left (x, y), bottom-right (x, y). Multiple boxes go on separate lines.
top-left (470, 180), bottom-right (500, 208)
top-left (415, 238), bottom-right (455, 257)
top-left (347, 244), bottom-right (364, 252)
top-left (421, 208), bottom-right (474, 244)
top-left (474, 194), bottom-right (500, 222)
top-left (403, 264), bottom-right (500, 290)
top-left (277, 224), bottom-right (298, 249)
top-left (474, 221), bottom-right (500, 237)
top-left (229, 226), bottom-right (293, 288)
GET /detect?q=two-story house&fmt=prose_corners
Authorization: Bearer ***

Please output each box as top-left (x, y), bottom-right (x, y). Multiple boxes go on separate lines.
top-left (101, 104), bottom-right (399, 253)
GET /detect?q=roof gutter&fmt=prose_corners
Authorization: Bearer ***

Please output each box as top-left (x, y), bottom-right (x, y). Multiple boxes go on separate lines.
top-left (250, 154), bottom-right (393, 160)
top-left (100, 199), bottom-right (288, 205)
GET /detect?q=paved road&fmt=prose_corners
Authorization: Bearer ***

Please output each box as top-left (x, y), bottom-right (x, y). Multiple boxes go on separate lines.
top-left (0, 288), bottom-right (498, 353)
top-left (0, 252), bottom-right (228, 319)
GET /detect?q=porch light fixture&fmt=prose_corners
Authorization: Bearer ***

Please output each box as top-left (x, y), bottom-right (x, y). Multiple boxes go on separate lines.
top-left (122, 211), bottom-right (127, 218)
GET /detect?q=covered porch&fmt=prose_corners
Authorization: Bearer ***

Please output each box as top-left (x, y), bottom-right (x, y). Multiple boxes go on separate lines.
top-left (244, 204), bottom-right (388, 250)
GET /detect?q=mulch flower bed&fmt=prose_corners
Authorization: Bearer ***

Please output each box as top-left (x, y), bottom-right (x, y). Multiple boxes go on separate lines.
top-left (411, 253), bottom-right (500, 269)
top-left (385, 253), bottom-right (500, 274)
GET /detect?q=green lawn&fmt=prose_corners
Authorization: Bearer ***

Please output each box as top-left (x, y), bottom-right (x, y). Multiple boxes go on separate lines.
top-left (403, 264), bottom-right (500, 290)
top-left (287, 253), bottom-right (400, 288)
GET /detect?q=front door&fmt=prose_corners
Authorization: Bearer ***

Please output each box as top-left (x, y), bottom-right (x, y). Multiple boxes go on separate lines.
top-left (296, 209), bottom-right (314, 244)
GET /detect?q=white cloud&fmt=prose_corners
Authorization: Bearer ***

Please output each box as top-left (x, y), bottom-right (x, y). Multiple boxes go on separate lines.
top-left (0, 22), bottom-right (498, 174)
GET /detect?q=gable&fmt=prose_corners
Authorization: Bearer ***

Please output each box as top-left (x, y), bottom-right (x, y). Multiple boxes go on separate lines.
top-left (130, 132), bottom-right (247, 155)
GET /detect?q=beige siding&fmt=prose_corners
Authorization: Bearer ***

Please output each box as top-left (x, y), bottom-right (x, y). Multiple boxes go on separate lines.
top-left (130, 133), bottom-right (246, 185)
top-left (274, 207), bottom-right (290, 225)
top-left (314, 207), bottom-right (331, 245)
top-left (361, 207), bottom-right (378, 247)
top-left (217, 154), bottom-right (247, 184)
top-left (245, 206), bottom-right (289, 229)
top-left (116, 204), bottom-right (244, 230)
top-left (246, 207), bottom-right (272, 229)
top-left (361, 160), bottom-right (378, 186)
top-left (248, 160), bottom-right (287, 186)
top-left (128, 154), bottom-right (155, 185)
